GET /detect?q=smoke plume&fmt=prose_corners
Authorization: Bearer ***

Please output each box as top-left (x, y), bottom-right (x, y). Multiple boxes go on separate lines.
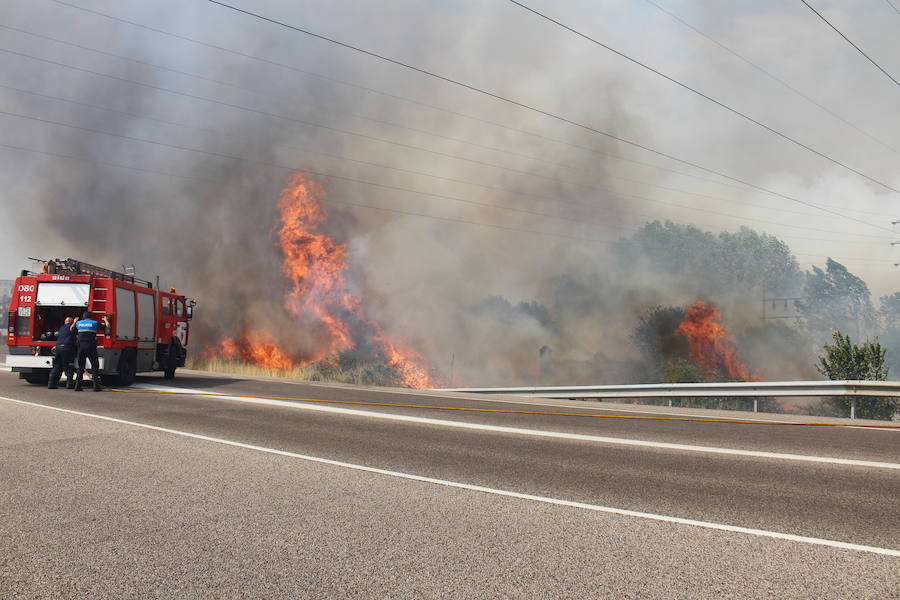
top-left (1, 0), bottom-right (897, 386)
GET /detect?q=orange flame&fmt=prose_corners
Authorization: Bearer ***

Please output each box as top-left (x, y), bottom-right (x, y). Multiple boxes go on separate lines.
top-left (203, 172), bottom-right (435, 388)
top-left (377, 334), bottom-right (434, 390)
top-left (676, 301), bottom-right (754, 381)
top-left (204, 332), bottom-right (293, 371)
top-left (245, 331), bottom-right (294, 371)
top-left (278, 174), bottom-right (356, 358)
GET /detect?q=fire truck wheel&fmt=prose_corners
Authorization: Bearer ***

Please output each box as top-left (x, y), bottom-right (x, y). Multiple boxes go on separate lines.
top-left (164, 340), bottom-right (177, 379)
top-left (115, 349), bottom-right (137, 387)
top-left (23, 372), bottom-right (50, 385)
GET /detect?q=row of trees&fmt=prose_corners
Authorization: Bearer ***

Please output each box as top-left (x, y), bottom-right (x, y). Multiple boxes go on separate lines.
top-left (455, 221), bottom-right (897, 418)
top-left (611, 221), bottom-right (802, 302)
top-left (617, 222), bottom-right (898, 420)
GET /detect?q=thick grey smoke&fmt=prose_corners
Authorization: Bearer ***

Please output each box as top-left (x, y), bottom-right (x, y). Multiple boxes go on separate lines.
top-left (1, 0), bottom-right (897, 385)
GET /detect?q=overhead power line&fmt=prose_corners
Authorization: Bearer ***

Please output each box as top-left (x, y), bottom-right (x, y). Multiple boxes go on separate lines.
top-left (18, 42), bottom-right (846, 235)
top-left (0, 107), bottom-right (635, 235)
top-left (642, 0), bottom-right (899, 155)
top-left (30, 2), bottom-right (897, 232)
top-left (203, 0), bottom-right (898, 233)
top-left (4, 41), bottom-right (891, 234)
top-left (0, 47), bottom-right (599, 195)
top-left (0, 141), bottom-right (893, 266)
top-left (48, 0), bottom-right (892, 220)
top-left (886, 0), bottom-right (900, 16)
top-left (47, 0), bottom-right (759, 197)
top-left (0, 95), bottom-right (882, 244)
top-left (799, 0), bottom-right (899, 86)
top-left (0, 140), bottom-right (602, 245)
top-left (3, 22), bottom-right (640, 190)
top-left (507, 0), bottom-right (900, 192)
top-left (4, 24), bottom-right (799, 222)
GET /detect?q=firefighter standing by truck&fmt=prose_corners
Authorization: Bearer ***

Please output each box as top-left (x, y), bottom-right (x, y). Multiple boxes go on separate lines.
top-left (73, 312), bottom-right (110, 392)
top-left (47, 316), bottom-right (77, 390)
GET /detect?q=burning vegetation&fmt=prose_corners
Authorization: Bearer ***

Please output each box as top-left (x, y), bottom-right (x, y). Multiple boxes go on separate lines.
top-left (179, 196), bottom-right (887, 411)
top-left (676, 301), bottom-right (755, 382)
top-left (203, 173), bottom-right (434, 388)
top-left (632, 301), bottom-right (756, 384)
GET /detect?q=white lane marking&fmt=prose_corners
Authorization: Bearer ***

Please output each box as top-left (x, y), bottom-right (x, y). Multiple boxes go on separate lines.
top-left (3, 395), bottom-right (898, 558)
top-left (130, 384), bottom-right (900, 470)
top-left (846, 425), bottom-right (900, 433)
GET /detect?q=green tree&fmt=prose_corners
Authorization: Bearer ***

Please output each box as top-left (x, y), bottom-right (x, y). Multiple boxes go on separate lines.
top-left (611, 221), bottom-right (802, 299)
top-left (612, 222), bottom-right (720, 288)
top-left (816, 331), bottom-right (887, 380)
top-left (631, 305), bottom-right (689, 373)
top-left (660, 358), bottom-right (706, 383)
top-left (632, 305), bottom-right (736, 385)
top-left (798, 259), bottom-right (876, 341)
top-left (717, 227), bottom-right (800, 298)
top-left (815, 331), bottom-right (896, 420)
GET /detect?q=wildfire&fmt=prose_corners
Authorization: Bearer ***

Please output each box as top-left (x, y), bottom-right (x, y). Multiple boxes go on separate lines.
top-left (377, 335), bottom-right (434, 390)
top-left (205, 332), bottom-right (294, 371)
top-left (676, 301), bottom-right (754, 381)
top-left (245, 331), bottom-right (294, 371)
top-left (205, 172), bottom-right (435, 388)
top-left (278, 174), bottom-right (356, 358)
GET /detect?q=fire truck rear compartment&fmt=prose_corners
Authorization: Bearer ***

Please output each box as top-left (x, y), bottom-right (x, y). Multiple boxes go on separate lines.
top-left (32, 282), bottom-right (91, 345)
top-left (32, 306), bottom-right (84, 343)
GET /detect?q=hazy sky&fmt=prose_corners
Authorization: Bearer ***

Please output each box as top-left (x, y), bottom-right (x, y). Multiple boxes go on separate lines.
top-left (1, 0), bottom-right (898, 298)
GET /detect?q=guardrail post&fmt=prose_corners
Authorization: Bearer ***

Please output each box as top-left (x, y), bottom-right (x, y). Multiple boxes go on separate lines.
top-left (850, 397), bottom-right (856, 419)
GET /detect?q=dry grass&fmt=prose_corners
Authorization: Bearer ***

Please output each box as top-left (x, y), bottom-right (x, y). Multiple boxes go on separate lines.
top-left (185, 357), bottom-right (399, 387)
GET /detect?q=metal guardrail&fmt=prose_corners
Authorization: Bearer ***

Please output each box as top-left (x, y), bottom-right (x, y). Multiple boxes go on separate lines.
top-left (440, 380), bottom-right (900, 419)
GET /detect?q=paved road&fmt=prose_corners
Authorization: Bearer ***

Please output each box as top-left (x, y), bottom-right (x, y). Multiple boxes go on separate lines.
top-left (1, 369), bottom-right (897, 599)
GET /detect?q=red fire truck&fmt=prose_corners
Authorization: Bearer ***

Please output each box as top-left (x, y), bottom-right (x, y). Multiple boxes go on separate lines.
top-left (5, 258), bottom-right (194, 386)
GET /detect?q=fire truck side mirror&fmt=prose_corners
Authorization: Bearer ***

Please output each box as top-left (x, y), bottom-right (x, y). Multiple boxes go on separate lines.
top-left (186, 301), bottom-right (195, 320)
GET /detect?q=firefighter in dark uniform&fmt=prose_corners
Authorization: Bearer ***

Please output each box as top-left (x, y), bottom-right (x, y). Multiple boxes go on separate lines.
top-left (47, 316), bottom-right (77, 389)
top-left (73, 312), bottom-right (110, 392)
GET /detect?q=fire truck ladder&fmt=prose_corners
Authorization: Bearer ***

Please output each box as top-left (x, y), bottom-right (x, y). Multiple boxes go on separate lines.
top-left (88, 285), bottom-right (110, 328)
top-left (43, 258), bottom-right (153, 288)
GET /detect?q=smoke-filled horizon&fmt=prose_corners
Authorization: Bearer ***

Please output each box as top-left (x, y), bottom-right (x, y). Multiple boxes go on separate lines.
top-left (1, 0), bottom-right (898, 385)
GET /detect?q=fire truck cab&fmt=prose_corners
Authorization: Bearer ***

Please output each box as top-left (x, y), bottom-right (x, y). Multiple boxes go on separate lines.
top-left (5, 258), bottom-right (194, 386)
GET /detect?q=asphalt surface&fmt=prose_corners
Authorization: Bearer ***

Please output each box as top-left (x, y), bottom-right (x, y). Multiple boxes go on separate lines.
top-left (1, 369), bottom-right (898, 599)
